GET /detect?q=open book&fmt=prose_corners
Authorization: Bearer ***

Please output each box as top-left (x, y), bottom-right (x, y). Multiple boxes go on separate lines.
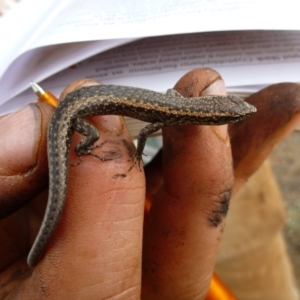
top-left (1, 0), bottom-right (300, 135)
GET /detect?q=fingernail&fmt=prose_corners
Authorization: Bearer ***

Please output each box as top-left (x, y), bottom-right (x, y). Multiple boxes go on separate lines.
top-left (201, 78), bottom-right (227, 96)
top-left (0, 104), bottom-right (40, 175)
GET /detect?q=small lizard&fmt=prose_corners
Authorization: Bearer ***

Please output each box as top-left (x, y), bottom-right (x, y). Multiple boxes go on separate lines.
top-left (27, 84), bottom-right (256, 267)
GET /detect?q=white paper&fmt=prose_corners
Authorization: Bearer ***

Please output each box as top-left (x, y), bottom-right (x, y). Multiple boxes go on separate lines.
top-left (2, 30), bottom-right (300, 114)
top-left (1, 0), bottom-right (300, 114)
top-left (34, 0), bottom-right (300, 45)
top-left (0, 38), bottom-right (137, 102)
top-left (0, 0), bottom-right (71, 75)
top-left (32, 30), bottom-right (300, 90)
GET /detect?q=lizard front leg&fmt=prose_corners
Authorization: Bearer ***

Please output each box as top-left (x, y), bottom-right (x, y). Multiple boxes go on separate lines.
top-left (129, 122), bottom-right (165, 171)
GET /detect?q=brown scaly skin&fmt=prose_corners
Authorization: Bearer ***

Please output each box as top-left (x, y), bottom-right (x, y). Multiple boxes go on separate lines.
top-left (27, 84), bottom-right (256, 267)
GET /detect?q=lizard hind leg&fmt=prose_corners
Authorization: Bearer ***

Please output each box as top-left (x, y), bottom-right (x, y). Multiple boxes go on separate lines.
top-left (71, 117), bottom-right (110, 166)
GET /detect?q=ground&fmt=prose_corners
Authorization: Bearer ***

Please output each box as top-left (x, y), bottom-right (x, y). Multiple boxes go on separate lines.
top-left (270, 129), bottom-right (300, 288)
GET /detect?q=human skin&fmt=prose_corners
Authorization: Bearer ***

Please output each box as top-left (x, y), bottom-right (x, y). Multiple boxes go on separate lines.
top-left (1, 68), bottom-right (300, 299)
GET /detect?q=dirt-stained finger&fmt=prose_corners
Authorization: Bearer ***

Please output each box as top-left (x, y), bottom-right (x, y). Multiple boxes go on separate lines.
top-left (0, 103), bottom-right (53, 219)
top-left (230, 83), bottom-right (300, 194)
top-left (142, 68), bottom-right (234, 299)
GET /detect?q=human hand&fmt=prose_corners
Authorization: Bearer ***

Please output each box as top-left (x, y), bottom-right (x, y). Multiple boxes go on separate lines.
top-left (1, 69), bottom-right (300, 299)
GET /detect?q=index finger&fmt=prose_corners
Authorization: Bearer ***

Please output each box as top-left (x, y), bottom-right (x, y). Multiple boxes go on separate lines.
top-left (25, 80), bottom-right (146, 299)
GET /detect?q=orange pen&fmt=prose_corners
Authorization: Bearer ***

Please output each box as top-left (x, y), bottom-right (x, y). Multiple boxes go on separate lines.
top-left (30, 82), bottom-right (58, 107)
top-left (32, 82), bottom-right (238, 300)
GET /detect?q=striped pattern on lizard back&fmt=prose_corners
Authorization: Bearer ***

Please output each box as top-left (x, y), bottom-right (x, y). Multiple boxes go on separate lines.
top-left (27, 84), bottom-right (256, 267)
